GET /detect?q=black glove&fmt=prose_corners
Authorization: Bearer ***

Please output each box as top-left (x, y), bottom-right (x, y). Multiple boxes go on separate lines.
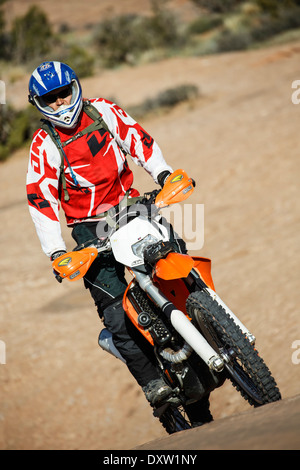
top-left (50, 250), bottom-right (67, 283)
top-left (50, 250), bottom-right (67, 261)
top-left (158, 170), bottom-right (196, 188)
top-left (157, 170), bottom-right (171, 188)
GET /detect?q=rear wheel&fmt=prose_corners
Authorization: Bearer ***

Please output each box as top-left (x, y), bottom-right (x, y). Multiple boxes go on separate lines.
top-left (155, 396), bottom-right (213, 434)
top-left (156, 404), bottom-right (191, 434)
top-left (186, 291), bottom-right (281, 407)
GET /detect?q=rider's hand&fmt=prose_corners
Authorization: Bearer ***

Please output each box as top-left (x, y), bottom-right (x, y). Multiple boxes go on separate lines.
top-left (157, 171), bottom-right (171, 188)
top-left (50, 250), bottom-right (67, 261)
top-left (50, 250), bottom-right (67, 283)
top-left (158, 171), bottom-right (196, 188)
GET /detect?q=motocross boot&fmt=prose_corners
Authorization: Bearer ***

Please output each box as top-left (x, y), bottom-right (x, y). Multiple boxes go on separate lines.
top-left (142, 378), bottom-right (172, 406)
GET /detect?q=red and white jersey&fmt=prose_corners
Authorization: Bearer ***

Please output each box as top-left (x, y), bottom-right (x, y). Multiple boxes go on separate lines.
top-left (26, 98), bottom-right (172, 257)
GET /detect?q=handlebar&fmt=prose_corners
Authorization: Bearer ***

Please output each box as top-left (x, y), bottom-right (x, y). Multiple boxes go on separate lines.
top-left (52, 169), bottom-right (195, 282)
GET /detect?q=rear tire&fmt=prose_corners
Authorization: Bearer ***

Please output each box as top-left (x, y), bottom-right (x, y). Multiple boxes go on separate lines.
top-left (156, 396), bottom-right (213, 434)
top-left (186, 290), bottom-right (281, 407)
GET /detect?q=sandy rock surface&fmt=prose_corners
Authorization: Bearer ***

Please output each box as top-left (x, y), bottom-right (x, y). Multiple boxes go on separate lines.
top-left (0, 1), bottom-right (299, 450)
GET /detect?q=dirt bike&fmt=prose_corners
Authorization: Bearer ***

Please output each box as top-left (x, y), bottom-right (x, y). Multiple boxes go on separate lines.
top-left (52, 169), bottom-right (281, 434)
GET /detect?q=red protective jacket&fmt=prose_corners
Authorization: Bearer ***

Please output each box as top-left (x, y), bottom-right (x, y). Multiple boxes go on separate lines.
top-left (26, 98), bottom-right (172, 257)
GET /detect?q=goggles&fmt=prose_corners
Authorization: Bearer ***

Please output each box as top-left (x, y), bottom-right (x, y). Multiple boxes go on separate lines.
top-left (41, 84), bottom-right (73, 105)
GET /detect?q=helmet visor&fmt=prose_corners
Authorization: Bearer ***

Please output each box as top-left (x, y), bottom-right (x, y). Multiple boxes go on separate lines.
top-left (41, 84), bottom-right (73, 105)
top-left (35, 80), bottom-right (79, 114)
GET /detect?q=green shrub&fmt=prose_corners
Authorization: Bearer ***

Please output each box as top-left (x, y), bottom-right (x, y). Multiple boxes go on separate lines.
top-left (9, 5), bottom-right (54, 63)
top-left (94, 3), bottom-right (181, 67)
top-left (251, 6), bottom-right (300, 42)
top-left (0, 0), bottom-right (8, 59)
top-left (144, 0), bottom-right (181, 49)
top-left (155, 85), bottom-right (199, 107)
top-left (128, 84), bottom-right (199, 119)
top-left (94, 14), bottom-right (143, 67)
top-left (0, 105), bottom-right (41, 161)
top-left (63, 45), bottom-right (95, 78)
top-left (216, 28), bottom-right (252, 52)
top-left (210, 3), bottom-right (300, 54)
top-left (0, 104), bottom-right (15, 160)
top-left (254, 0), bottom-right (300, 15)
top-left (188, 15), bottom-right (223, 35)
top-left (191, 0), bottom-right (245, 13)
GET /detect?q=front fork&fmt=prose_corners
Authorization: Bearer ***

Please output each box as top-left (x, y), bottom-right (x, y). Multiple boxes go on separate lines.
top-left (133, 270), bottom-right (224, 372)
top-left (133, 268), bottom-right (255, 373)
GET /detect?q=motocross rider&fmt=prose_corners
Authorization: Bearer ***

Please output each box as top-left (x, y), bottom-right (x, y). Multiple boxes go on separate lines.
top-left (26, 61), bottom-right (176, 406)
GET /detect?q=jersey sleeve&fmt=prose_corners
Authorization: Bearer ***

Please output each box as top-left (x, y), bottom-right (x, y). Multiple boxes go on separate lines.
top-left (91, 99), bottom-right (173, 182)
top-left (26, 129), bottom-right (67, 257)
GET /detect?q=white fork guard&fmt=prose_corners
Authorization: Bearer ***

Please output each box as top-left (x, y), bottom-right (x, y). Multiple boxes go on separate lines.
top-left (170, 309), bottom-right (224, 371)
top-left (206, 288), bottom-right (256, 344)
top-left (134, 270), bottom-right (224, 372)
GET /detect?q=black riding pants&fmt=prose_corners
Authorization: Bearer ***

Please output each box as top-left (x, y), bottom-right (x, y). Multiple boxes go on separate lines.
top-left (71, 222), bottom-right (160, 387)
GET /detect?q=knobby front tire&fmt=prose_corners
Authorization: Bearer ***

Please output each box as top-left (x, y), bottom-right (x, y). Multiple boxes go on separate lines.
top-left (186, 290), bottom-right (281, 407)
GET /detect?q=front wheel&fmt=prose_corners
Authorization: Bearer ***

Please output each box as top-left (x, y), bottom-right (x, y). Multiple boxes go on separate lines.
top-left (186, 291), bottom-right (281, 407)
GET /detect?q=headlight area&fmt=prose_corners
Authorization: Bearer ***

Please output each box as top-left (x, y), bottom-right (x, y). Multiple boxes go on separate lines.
top-left (131, 234), bottom-right (159, 258)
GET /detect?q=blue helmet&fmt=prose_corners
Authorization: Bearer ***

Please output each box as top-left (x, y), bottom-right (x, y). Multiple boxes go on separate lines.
top-left (28, 61), bottom-right (83, 128)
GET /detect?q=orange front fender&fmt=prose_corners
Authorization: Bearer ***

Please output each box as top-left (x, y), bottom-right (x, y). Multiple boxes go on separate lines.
top-left (193, 257), bottom-right (215, 291)
top-left (155, 252), bottom-right (195, 280)
top-left (155, 253), bottom-right (215, 289)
